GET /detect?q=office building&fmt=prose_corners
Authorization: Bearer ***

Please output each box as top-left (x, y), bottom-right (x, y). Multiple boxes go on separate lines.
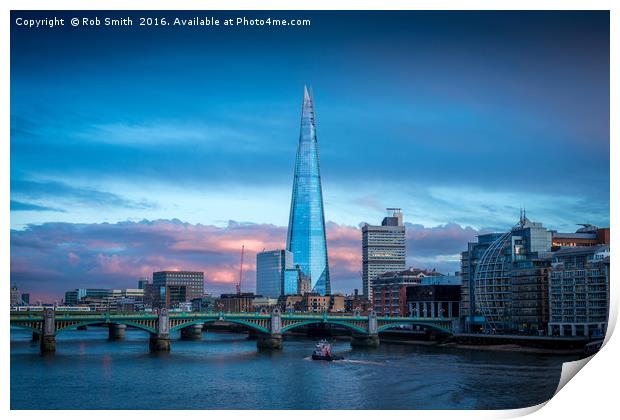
top-left (551, 225), bottom-right (610, 249)
top-left (256, 249), bottom-right (294, 298)
top-left (407, 284), bottom-right (461, 318)
top-left (191, 296), bottom-right (216, 312)
top-left (470, 212), bottom-right (554, 332)
top-left (153, 271), bottom-right (204, 301)
top-left (460, 233), bottom-right (504, 331)
top-left (548, 246), bottom-right (610, 337)
top-left (362, 208), bottom-right (406, 301)
top-left (155, 285), bottom-right (187, 309)
top-left (284, 268), bottom-right (300, 295)
top-left (137, 278), bottom-right (149, 289)
top-left (372, 268), bottom-right (460, 316)
top-left (64, 288), bottom-right (110, 306)
top-left (286, 86), bottom-right (331, 296)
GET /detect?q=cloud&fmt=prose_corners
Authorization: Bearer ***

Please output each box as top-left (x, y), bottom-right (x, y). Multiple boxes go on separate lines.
top-left (11, 219), bottom-right (479, 302)
top-left (11, 179), bottom-right (157, 210)
top-left (10, 200), bottom-right (65, 212)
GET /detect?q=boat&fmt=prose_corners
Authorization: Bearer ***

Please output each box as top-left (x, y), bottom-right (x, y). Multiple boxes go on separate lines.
top-left (311, 339), bottom-right (343, 361)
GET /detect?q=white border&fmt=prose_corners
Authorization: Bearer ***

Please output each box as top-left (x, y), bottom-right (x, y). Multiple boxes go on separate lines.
top-left (3, 1), bottom-right (617, 420)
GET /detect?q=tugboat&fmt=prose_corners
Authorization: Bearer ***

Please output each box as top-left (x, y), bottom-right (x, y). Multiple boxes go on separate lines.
top-left (311, 339), bottom-right (343, 361)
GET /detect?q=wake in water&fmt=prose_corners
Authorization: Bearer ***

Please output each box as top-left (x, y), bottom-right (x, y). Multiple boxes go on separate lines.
top-left (303, 356), bottom-right (386, 365)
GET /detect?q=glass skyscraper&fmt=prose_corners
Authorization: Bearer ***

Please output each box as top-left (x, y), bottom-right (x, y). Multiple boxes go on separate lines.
top-left (286, 86), bottom-right (331, 296)
top-left (256, 249), bottom-right (294, 298)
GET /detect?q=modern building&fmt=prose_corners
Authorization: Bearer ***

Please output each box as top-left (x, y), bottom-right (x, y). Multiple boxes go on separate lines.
top-left (372, 268), bottom-right (460, 317)
top-left (64, 288), bottom-right (108, 306)
top-left (407, 284), bottom-right (461, 319)
top-left (548, 246), bottom-right (610, 337)
top-left (551, 225), bottom-right (610, 249)
top-left (469, 212), bottom-right (554, 332)
top-left (122, 288), bottom-right (145, 301)
top-left (155, 285), bottom-right (187, 309)
top-left (460, 233), bottom-right (504, 330)
top-left (153, 271), bottom-right (204, 301)
top-left (191, 296), bottom-right (216, 312)
top-left (284, 268), bottom-right (299, 295)
top-left (362, 208), bottom-right (406, 301)
top-left (256, 249), bottom-right (294, 298)
top-left (286, 86), bottom-right (331, 296)
top-left (137, 277), bottom-right (149, 290)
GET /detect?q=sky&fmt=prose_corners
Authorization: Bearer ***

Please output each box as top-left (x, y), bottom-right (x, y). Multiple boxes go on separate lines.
top-left (10, 11), bottom-right (610, 302)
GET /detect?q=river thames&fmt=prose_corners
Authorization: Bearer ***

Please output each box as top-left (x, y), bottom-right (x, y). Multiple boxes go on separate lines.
top-left (10, 328), bottom-right (574, 410)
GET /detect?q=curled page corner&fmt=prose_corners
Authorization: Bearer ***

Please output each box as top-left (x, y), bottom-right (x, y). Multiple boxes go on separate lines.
top-left (555, 355), bottom-right (594, 396)
top-left (554, 321), bottom-right (614, 398)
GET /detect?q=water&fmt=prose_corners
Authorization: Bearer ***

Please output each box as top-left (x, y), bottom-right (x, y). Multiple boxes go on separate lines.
top-left (11, 328), bottom-right (574, 410)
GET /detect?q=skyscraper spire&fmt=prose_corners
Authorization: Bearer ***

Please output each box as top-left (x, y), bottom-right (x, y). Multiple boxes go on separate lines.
top-left (286, 86), bottom-right (331, 295)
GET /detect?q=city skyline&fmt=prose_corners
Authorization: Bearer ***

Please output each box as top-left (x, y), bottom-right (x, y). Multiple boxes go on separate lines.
top-left (10, 11), bottom-right (609, 302)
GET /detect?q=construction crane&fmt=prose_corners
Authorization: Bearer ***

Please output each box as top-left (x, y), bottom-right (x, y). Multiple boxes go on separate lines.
top-left (237, 245), bottom-right (245, 295)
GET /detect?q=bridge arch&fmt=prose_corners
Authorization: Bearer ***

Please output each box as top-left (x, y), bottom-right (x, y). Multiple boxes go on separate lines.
top-left (281, 320), bottom-right (368, 335)
top-left (55, 320), bottom-right (158, 335)
top-left (177, 318), bottom-right (271, 335)
top-left (377, 321), bottom-right (451, 334)
top-left (10, 324), bottom-right (41, 334)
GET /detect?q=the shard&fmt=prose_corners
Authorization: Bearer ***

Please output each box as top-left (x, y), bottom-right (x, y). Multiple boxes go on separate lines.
top-left (286, 86), bottom-right (331, 295)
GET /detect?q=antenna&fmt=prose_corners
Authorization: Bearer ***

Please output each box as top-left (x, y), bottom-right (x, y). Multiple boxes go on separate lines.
top-left (237, 245), bottom-right (244, 295)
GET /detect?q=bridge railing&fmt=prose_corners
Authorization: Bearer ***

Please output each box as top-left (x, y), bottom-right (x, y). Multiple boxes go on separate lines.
top-left (10, 309), bottom-right (459, 321)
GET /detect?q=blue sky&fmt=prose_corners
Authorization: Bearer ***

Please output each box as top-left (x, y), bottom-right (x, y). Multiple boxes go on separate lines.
top-left (10, 11), bottom-right (609, 301)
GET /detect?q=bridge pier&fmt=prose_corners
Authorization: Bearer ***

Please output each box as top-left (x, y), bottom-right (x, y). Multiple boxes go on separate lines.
top-left (40, 308), bottom-right (56, 354)
top-left (108, 323), bottom-right (126, 340)
top-left (257, 308), bottom-right (283, 350)
top-left (256, 333), bottom-right (283, 350)
top-left (180, 324), bottom-right (203, 340)
top-left (149, 309), bottom-right (170, 352)
top-left (351, 333), bottom-right (380, 347)
top-left (31, 331), bottom-right (41, 342)
top-left (351, 310), bottom-right (380, 347)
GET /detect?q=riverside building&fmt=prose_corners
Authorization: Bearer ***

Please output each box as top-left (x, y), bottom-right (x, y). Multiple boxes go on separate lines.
top-left (362, 208), bottom-right (406, 301)
top-left (461, 211), bottom-right (611, 335)
top-left (548, 245), bottom-right (610, 337)
top-left (372, 268), bottom-right (459, 317)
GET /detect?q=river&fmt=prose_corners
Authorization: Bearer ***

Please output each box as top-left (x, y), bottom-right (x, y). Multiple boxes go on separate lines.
top-left (10, 327), bottom-right (575, 410)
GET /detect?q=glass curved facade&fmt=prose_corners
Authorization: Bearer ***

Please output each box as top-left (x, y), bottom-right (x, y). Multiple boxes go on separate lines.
top-left (473, 231), bottom-right (512, 330)
top-left (286, 86), bottom-right (331, 295)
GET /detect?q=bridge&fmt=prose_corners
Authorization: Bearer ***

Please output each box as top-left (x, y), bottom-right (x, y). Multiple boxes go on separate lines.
top-left (10, 308), bottom-right (457, 353)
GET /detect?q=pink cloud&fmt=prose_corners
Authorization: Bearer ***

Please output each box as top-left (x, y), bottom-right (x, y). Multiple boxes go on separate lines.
top-left (11, 219), bottom-right (474, 301)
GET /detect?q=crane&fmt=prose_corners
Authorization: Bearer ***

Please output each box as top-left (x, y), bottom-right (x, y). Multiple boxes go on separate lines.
top-left (237, 245), bottom-right (244, 295)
